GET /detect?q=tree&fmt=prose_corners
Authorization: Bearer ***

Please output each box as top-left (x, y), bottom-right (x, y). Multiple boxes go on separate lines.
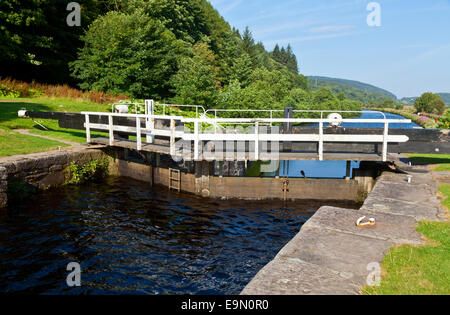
top-left (170, 43), bottom-right (219, 108)
top-left (415, 92), bottom-right (446, 114)
top-left (71, 10), bottom-right (186, 98)
top-left (0, 0), bottom-right (104, 83)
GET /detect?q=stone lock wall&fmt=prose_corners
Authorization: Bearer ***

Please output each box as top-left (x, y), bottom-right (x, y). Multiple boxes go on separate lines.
top-left (0, 147), bottom-right (109, 209)
top-left (0, 166), bottom-right (7, 208)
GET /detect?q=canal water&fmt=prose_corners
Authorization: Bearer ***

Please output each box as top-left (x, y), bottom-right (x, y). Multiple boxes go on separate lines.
top-left (0, 177), bottom-right (360, 294)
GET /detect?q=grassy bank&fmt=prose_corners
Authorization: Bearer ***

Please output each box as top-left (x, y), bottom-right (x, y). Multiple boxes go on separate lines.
top-left (363, 153), bottom-right (450, 295)
top-left (363, 185), bottom-right (449, 295)
top-left (0, 97), bottom-right (109, 157)
top-left (405, 154), bottom-right (450, 171)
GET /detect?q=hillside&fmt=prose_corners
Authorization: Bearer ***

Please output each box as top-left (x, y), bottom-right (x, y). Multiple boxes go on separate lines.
top-left (308, 76), bottom-right (397, 104)
top-left (401, 93), bottom-right (450, 106)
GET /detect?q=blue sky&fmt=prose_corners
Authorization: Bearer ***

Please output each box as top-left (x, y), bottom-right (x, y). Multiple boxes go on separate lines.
top-left (209, 0), bottom-right (450, 98)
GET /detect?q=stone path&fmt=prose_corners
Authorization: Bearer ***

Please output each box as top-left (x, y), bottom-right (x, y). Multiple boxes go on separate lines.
top-left (14, 129), bottom-right (82, 147)
top-left (241, 168), bottom-right (446, 295)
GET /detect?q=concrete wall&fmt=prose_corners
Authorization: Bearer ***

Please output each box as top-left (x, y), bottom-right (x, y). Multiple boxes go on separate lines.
top-left (114, 154), bottom-right (369, 201)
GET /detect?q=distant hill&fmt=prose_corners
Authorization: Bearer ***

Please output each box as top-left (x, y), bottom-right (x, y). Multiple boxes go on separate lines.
top-left (308, 76), bottom-right (397, 104)
top-left (400, 93), bottom-right (450, 106)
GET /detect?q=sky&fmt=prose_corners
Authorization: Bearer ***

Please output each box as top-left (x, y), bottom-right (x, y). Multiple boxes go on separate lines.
top-left (209, 0), bottom-right (450, 98)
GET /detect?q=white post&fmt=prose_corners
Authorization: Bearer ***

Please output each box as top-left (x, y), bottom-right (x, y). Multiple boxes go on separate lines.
top-left (108, 115), bottom-right (114, 146)
top-left (170, 119), bottom-right (175, 156)
top-left (255, 122), bottom-right (259, 161)
top-left (382, 122), bottom-right (389, 162)
top-left (145, 99), bottom-right (155, 144)
top-left (136, 116), bottom-right (141, 151)
top-left (85, 114), bottom-right (91, 143)
top-left (319, 121), bottom-right (324, 161)
top-left (194, 120), bottom-right (200, 161)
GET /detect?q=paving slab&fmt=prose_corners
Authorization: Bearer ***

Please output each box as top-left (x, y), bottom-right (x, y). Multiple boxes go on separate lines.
top-left (361, 195), bottom-right (444, 221)
top-left (304, 206), bottom-right (423, 245)
top-left (369, 181), bottom-right (435, 205)
top-left (241, 257), bottom-right (360, 295)
top-left (276, 226), bottom-right (395, 284)
top-left (379, 171), bottom-right (438, 191)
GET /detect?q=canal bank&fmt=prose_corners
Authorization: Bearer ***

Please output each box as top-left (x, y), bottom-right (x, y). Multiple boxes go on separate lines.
top-left (241, 167), bottom-right (446, 295)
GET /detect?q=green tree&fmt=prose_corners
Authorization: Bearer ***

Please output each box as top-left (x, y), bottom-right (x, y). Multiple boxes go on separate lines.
top-left (170, 43), bottom-right (219, 107)
top-left (71, 10), bottom-right (186, 98)
top-left (0, 0), bottom-right (104, 83)
top-left (415, 92), bottom-right (446, 114)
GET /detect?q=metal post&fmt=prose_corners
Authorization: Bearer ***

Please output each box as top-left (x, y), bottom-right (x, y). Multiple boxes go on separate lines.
top-left (255, 122), bottom-right (259, 161)
top-left (319, 121), bottom-right (324, 161)
top-left (145, 100), bottom-right (155, 144)
top-left (170, 119), bottom-right (175, 156)
top-left (383, 122), bottom-right (389, 162)
top-left (194, 120), bottom-right (199, 161)
top-left (108, 115), bottom-right (114, 146)
top-left (85, 114), bottom-right (91, 143)
top-left (136, 116), bottom-right (141, 151)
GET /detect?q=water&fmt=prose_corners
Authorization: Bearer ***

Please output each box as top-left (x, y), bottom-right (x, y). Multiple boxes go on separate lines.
top-left (0, 177), bottom-right (359, 295)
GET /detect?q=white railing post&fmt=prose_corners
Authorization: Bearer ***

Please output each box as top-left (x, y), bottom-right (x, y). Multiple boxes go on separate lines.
top-left (170, 119), bottom-right (175, 156)
top-left (85, 114), bottom-right (91, 143)
top-left (136, 116), bottom-right (141, 151)
top-left (255, 122), bottom-right (259, 161)
top-left (108, 114), bottom-right (114, 146)
top-left (383, 122), bottom-right (389, 162)
top-left (194, 120), bottom-right (200, 161)
top-left (319, 121), bottom-right (324, 161)
top-left (145, 99), bottom-right (155, 144)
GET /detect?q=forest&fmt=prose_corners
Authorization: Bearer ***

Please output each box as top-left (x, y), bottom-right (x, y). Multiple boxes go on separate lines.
top-left (0, 0), bottom-right (361, 114)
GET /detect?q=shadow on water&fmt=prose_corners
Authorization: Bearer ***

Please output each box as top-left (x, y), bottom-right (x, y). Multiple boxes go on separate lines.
top-left (0, 176), bottom-right (359, 295)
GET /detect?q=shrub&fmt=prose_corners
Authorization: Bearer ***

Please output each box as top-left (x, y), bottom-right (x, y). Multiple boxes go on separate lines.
top-left (66, 158), bottom-right (109, 185)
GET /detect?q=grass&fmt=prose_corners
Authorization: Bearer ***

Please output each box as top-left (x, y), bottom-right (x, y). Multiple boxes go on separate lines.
top-left (0, 97), bottom-right (110, 156)
top-left (405, 154), bottom-right (450, 171)
top-left (363, 184), bottom-right (450, 295)
top-left (0, 128), bottom-right (70, 157)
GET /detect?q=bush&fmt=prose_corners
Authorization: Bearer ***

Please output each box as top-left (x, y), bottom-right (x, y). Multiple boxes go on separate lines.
top-left (66, 158), bottom-right (109, 185)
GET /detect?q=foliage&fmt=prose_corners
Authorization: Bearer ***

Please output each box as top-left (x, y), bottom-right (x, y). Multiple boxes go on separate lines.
top-left (66, 158), bottom-right (109, 185)
top-left (401, 93), bottom-right (450, 106)
top-left (309, 76), bottom-right (397, 104)
top-left (414, 92), bottom-right (446, 115)
top-left (0, 77), bottom-right (128, 103)
top-left (0, 0), bottom-right (105, 83)
top-left (71, 10), bottom-right (187, 99)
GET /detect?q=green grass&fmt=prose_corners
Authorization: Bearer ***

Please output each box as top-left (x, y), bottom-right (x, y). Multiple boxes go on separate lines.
top-left (363, 184), bottom-right (450, 295)
top-left (0, 128), bottom-right (70, 157)
top-left (0, 97), bottom-right (109, 155)
top-left (405, 154), bottom-right (450, 171)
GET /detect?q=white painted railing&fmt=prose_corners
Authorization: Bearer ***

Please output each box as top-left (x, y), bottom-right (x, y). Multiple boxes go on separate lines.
top-left (82, 108), bottom-right (411, 162)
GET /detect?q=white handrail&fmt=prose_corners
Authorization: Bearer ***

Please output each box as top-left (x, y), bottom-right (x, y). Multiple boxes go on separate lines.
top-left (82, 110), bottom-right (411, 162)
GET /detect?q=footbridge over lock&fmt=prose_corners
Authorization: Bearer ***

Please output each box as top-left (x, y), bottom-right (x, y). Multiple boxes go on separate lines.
top-left (81, 100), bottom-right (414, 163)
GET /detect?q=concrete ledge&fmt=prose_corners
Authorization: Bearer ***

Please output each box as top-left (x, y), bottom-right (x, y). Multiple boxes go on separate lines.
top-left (304, 206), bottom-right (423, 245)
top-left (241, 257), bottom-right (360, 295)
top-left (241, 169), bottom-right (444, 295)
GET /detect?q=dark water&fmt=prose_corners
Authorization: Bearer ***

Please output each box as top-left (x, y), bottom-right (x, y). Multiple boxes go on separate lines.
top-left (0, 177), bottom-right (359, 295)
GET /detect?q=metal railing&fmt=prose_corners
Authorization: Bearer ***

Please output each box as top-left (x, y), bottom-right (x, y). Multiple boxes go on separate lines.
top-left (82, 106), bottom-right (411, 162)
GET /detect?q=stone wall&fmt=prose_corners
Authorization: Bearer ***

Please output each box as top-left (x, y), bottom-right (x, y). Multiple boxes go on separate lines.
top-left (0, 147), bottom-right (109, 208)
top-left (0, 166), bottom-right (7, 208)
